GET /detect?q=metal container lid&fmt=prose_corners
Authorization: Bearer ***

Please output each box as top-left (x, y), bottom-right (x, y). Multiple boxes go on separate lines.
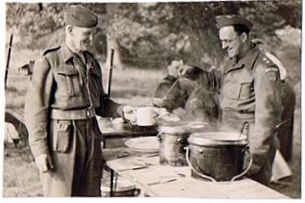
top-left (158, 121), bottom-right (207, 134)
top-left (188, 132), bottom-right (248, 146)
top-left (186, 121), bottom-right (207, 133)
top-left (158, 125), bottom-right (188, 134)
top-left (158, 121), bottom-right (188, 134)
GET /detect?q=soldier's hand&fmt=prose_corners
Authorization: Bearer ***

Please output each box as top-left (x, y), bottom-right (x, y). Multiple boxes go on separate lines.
top-left (121, 105), bottom-right (137, 124)
top-left (35, 154), bottom-right (54, 173)
top-left (178, 64), bottom-right (195, 78)
top-left (122, 105), bottom-right (135, 114)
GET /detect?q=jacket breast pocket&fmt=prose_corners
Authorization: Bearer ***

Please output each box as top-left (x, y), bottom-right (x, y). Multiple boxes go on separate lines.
top-left (238, 82), bottom-right (253, 100)
top-left (55, 66), bottom-right (81, 97)
top-left (53, 120), bottom-right (72, 153)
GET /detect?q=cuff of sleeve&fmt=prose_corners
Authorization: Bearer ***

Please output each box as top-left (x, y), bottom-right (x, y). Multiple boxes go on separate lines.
top-left (246, 162), bottom-right (262, 176)
top-left (30, 144), bottom-right (49, 159)
top-left (117, 105), bottom-right (125, 117)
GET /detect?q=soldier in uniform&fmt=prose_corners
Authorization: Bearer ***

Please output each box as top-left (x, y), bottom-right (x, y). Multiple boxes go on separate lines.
top-left (253, 38), bottom-right (296, 162)
top-left (24, 5), bottom-right (125, 196)
top-left (182, 64), bottom-right (220, 125)
top-left (154, 61), bottom-right (220, 124)
top-left (214, 15), bottom-right (282, 185)
top-left (153, 60), bottom-right (189, 112)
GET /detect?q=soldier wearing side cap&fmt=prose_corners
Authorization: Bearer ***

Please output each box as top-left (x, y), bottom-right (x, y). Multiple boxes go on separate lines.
top-left (24, 5), bottom-right (124, 196)
top-left (153, 60), bottom-right (189, 112)
top-left (209, 14), bottom-right (282, 185)
top-left (175, 14), bottom-right (283, 185)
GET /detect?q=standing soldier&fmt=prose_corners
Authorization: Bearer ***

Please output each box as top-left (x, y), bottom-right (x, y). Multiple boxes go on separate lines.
top-left (25, 5), bottom-right (124, 196)
top-left (215, 14), bottom-right (282, 185)
top-left (252, 38), bottom-right (296, 162)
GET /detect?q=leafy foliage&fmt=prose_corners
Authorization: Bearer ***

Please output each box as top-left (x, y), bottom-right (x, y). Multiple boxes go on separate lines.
top-left (6, 3), bottom-right (66, 39)
top-left (6, 1), bottom-right (301, 71)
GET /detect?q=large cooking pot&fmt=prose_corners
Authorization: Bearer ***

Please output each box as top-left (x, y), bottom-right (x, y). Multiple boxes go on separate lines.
top-left (158, 121), bottom-right (206, 166)
top-left (187, 131), bottom-right (252, 182)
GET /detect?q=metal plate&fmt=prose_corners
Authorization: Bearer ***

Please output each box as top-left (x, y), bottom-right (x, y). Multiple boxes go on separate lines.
top-left (125, 136), bottom-right (159, 153)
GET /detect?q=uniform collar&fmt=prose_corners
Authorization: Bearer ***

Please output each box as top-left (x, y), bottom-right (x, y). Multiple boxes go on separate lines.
top-left (224, 43), bottom-right (260, 74)
top-left (61, 43), bottom-right (75, 63)
top-left (235, 43), bottom-right (260, 70)
top-left (61, 43), bottom-right (90, 66)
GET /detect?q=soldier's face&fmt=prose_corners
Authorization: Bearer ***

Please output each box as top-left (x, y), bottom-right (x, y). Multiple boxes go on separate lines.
top-left (70, 26), bottom-right (94, 51)
top-left (219, 26), bottom-right (242, 58)
top-left (167, 60), bottom-right (183, 77)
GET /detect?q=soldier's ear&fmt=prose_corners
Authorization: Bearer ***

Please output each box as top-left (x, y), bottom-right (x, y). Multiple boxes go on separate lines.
top-left (66, 25), bottom-right (74, 35)
top-left (240, 32), bottom-right (248, 43)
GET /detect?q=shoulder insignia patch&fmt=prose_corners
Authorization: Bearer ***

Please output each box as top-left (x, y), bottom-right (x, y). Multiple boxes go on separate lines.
top-left (265, 66), bottom-right (279, 73)
top-left (265, 66), bottom-right (279, 81)
top-left (43, 46), bottom-right (60, 55)
top-left (262, 56), bottom-right (275, 66)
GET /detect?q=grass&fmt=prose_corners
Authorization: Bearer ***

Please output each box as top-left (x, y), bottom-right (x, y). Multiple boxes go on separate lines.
top-left (3, 144), bottom-right (42, 197)
top-left (107, 67), bottom-right (165, 105)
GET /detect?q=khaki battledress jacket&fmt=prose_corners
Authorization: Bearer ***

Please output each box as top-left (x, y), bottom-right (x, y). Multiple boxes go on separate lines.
top-left (154, 75), bottom-right (189, 111)
top-left (25, 43), bottom-right (120, 196)
top-left (219, 44), bottom-right (282, 185)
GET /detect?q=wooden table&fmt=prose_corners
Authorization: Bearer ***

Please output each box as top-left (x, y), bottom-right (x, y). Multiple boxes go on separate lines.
top-left (103, 148), bottom-right (289, 199)
top-left (101, 124), bottom-right (158, 148)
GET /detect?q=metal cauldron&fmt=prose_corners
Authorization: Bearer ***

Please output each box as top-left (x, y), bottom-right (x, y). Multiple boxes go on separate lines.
top-left (186, 131), bottom-right (252, 182)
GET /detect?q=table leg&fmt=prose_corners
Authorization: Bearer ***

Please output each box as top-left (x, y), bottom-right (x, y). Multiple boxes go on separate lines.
top-left (110, 168), bottom-right (114, 197)
top-left (102, 138), bottom-right (106, 148)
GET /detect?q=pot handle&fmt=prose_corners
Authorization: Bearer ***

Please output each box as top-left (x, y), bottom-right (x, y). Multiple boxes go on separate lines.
top-left (240, 121), bottom-right (249, 136)
top-left (156, 132), bottom-right (162, 142)
top-left (230, 147), bottom-right (253, 182)
top-left (134, 188), bottom-right (141, 196)
top-left (272, 119), bottom-right (291, 136)
top-left (185, 147), bottom-right (217, 182)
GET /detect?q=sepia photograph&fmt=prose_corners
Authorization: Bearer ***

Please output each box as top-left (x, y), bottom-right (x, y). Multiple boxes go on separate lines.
top-left (2, 0), bottom-right (302, 199)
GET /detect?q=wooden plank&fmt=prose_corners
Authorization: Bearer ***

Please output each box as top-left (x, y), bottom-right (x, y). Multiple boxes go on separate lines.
top-left (106, 155), bottom-right (289, 199)
top-left (101, 124), bottom-right (157, 138)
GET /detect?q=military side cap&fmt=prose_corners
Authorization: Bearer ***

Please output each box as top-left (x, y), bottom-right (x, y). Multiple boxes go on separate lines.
top-left (64, 5), bottom-right (98, 28)
top-left (216, 14), bottom-right (253, 30)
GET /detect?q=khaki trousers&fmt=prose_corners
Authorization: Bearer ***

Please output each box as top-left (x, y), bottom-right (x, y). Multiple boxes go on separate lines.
top-left (40, 117), bottom-right (103, 197)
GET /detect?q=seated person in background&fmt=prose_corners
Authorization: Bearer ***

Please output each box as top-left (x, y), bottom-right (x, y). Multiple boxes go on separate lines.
top-left (153, 60), bottom-right (189, 112)
top-left (182, 64), bottom-right (220, 126)
top-left (153, 60), bottom-right (220, 125)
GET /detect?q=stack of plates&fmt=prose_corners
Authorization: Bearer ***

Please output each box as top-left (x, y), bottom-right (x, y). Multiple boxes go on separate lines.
top-left (125, 136), bottom-right (159, 153)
